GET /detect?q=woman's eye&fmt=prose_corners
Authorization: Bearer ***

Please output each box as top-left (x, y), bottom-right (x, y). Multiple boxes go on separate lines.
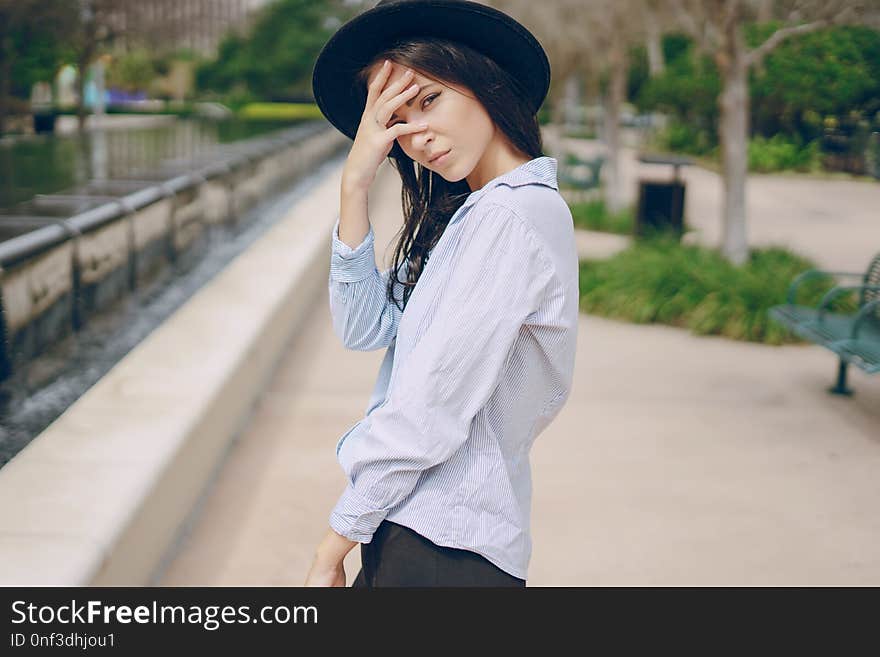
top-left (389, 94), bottom-right (438, 127)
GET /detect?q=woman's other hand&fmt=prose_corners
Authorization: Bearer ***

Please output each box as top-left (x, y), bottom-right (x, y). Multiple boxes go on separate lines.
top-left (303, 527), bottom-right (359, 586)
top-left (342, 59), bottom-right (429, 193)
top-left (304, 555), bottom-right (347, 587)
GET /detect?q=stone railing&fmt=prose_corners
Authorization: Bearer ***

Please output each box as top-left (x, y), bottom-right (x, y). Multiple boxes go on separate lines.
top-left (0, 122), bottom-right (350, 381)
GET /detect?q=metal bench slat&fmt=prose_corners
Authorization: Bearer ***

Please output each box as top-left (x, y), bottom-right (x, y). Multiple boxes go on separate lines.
top-left (833, 340), bottom-right (880, 373)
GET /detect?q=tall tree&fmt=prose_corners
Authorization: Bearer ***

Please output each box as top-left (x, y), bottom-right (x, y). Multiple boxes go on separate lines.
top-left (70, 0), bottom-right (129, 130)
top-left (0, 0), bottom-right (75, 134)
top-left (668, 0), bottom-right (880, 264)
top-left (488, 0), bottom-right (650, 213)
top-left (196, 0), bottom-right (361, 100)
top-left (589, 0), bottom-right (647, 213)
top-left (486, 0), bottom-right (590, 145)
top-left (644, 0), bottom-right (669, 76)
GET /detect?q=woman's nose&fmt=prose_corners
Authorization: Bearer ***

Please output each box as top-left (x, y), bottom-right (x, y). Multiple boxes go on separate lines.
top-left (411, 129), bottom-right (431, 149)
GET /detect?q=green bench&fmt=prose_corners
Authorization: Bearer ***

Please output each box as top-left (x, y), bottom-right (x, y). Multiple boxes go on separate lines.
top-left (558, 153), bottom-right (604, 190)
top-left (769, 252), bottom-right (880, 395)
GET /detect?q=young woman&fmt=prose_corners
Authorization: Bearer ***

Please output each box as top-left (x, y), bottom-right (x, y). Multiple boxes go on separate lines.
top-left (305, 0), bottom-right (579, 587)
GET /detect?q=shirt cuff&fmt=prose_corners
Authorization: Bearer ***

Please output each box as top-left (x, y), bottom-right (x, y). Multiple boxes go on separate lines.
top-left (328, 481), bottom-right (389, 543)
top-left (330, 216), bottom-right (376, 283)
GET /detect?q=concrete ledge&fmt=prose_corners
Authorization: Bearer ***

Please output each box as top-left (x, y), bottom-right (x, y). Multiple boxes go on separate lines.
top-left (0, 146), bottom-right (348, 585)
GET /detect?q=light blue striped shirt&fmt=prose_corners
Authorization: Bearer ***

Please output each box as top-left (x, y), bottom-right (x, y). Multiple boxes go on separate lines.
top-left (327, 156), bottom-right (578, 579)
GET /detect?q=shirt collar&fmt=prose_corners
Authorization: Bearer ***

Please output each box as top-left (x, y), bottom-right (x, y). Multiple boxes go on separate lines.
top-left (460, 155), bottom-right (558, 209)
top-left (436, 156), bottom-right (557, 235)
top-left (488, 155), bottom-right (559, 192)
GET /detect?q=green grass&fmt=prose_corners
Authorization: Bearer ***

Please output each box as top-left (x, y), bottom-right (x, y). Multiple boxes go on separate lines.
top-left (238, 102), bottom-right (324, 121)
top-left (578, 238), bottom-right (860, 344)
top-left (569, 198), bottom-right (634, 235)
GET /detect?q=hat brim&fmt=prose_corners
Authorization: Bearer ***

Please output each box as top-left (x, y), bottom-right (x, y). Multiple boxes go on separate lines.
top-left (312, 0), bottom-right (550, 141)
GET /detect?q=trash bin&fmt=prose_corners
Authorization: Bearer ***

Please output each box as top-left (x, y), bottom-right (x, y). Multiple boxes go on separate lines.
top-left (635, 153), bottom-right (692, 238)
top-left (32, 109), bottom-right (57, 134)
top-left (635, 180), bottom-right (685, 237)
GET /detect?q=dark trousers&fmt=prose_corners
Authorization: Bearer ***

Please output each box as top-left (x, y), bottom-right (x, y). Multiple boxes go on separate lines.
top-left (351, 519), bottom-right (526, 587)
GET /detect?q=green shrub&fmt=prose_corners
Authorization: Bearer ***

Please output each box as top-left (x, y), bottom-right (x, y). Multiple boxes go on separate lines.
top-left (569, 198), bottom-right (633, 235)
top-left (107, 49), bottom-right (157, 93)
top-left (635, 26), bottom-right (880, 150)
top-left (195, 0), bottom-right (359, 99)
top-left (578, 239), bottom-right (859, 344)
top-left (653, 121), bottom-right (717, 157)
top-left (653, 125), bottom-right (822, 173)
top-left (748, 134), bottom-right (821, 172)
top-left (238, 102), bottom-right (323, 121)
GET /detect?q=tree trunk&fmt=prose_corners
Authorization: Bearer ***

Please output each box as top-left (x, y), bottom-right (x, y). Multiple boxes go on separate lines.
top-left (550, 80), bottom-right (567, 127)
top-left (0, 34), bottom-right (11, 136)
top-left (543, 65), bottom-right (573, 158)
top-left (76, 11), bottom-right (97, 134)
top-left (646, 19), bottom-right (665, 76)
top-left (603, 40), bottom-right (627, 213)
top-left (563, 72), bottom-right (581, 130)
top-left (76, 51), bottom-right (91, 132)
top-left (717, 27), bottom-right (750, 266)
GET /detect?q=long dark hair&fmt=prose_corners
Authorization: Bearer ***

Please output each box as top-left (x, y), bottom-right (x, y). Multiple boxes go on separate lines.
top-left (354, 37), bottom-right (545, 313)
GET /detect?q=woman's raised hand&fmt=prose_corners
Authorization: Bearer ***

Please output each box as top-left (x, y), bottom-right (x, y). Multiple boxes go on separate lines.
top-left (342, 60), bottom-right (429, 193)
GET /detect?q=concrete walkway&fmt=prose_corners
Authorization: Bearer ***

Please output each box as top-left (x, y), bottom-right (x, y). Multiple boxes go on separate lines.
top-left (156, 147), bottom-right (880, 586)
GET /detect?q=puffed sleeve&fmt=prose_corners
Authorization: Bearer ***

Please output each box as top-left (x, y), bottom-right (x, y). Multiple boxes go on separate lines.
top-left (328, 202), bottom-right (556, 542)
top-left (328, 214), bottom-right (406, 351)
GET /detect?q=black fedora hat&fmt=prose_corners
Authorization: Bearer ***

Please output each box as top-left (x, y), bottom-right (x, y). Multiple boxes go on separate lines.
top-left (311, 0), bottom-right (551, 141)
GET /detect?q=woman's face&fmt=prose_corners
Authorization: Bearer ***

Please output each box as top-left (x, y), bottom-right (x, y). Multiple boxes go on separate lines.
top-left (365, 60), bottom-right (496, 187)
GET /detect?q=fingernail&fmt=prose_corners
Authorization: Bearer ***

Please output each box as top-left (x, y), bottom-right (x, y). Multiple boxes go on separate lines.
top-left (383, 59), bottom-right (389, 68)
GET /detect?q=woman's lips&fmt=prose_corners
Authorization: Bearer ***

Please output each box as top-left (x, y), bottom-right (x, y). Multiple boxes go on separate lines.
top-left (430, 149), bottom-right (451, 166)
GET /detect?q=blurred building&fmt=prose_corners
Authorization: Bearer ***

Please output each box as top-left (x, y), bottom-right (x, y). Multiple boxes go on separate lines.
top-left (110, 0), bottom-right (272, 56)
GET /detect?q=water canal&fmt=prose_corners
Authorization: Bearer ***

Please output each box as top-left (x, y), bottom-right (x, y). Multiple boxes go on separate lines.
top-left (0, 117), bottom-right (346, 468)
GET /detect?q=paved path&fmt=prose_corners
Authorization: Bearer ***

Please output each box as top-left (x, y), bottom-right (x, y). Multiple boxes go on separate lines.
top-left (157, 146), bottom-right (880, 586)
top-left (574, 227), bottom-right (631, 260)
top-left (555, 131), bottom-right (880, 272)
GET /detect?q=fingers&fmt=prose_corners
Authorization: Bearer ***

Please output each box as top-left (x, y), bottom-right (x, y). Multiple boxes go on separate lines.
top-left (371, 65), bottom-right (415, 112)
top-left (377, 82), bottom-right (420, 127)
top-left (366, 59), bottom-right (392, 106)
top-left (390, 121), bottom-right (429, 139)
